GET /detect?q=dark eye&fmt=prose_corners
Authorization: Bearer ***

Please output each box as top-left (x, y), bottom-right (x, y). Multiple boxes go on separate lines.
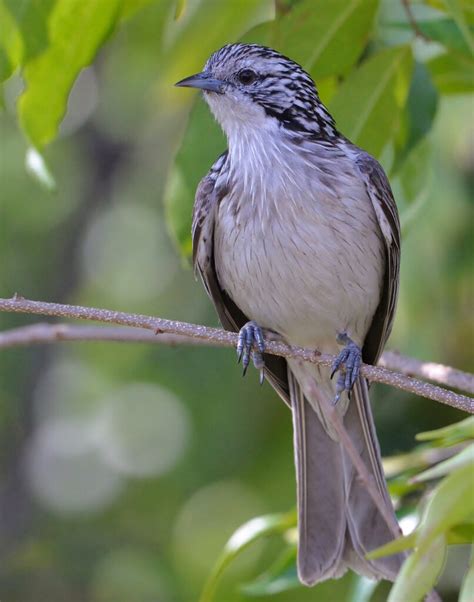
top-left (238, 69), bottom-right (257, 85)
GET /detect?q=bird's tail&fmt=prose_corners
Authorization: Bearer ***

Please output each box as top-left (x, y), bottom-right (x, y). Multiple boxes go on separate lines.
top-left (287, 361), bottom-right (405, 586)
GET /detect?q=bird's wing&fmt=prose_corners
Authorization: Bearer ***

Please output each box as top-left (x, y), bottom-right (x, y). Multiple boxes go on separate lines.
top-left (355, 151), bottom-right (401, 366)
top-left (193, 152), bottom-right (290, 404)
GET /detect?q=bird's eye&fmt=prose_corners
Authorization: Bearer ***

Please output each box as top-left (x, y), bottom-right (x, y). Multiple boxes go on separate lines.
top-left (237, 69), bottom-right (257, 85)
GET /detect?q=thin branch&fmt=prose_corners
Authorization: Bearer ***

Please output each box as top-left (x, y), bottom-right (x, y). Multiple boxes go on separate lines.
top-left (380, 350), bottom-right (474, 395)
top-left (0, 296), bottom-right (472, 414)
top-left (401, 0), bottom-right (430, 41)
top-left (2, 323), bottom-right (473, 398)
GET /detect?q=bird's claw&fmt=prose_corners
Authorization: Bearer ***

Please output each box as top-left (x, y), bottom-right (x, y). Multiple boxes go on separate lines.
top-left (331, 334), bottom-right (362, 404)
top-left (237, 321), bottom-right (266, 382)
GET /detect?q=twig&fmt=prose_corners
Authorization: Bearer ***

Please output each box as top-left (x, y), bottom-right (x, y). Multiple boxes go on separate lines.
top-left (380, 350), bottom-right (474, 395)
top-left (0, 296), bottom-right (472, 414)
top-left (401, 0), bottom-right (430, 41)
top-left (2, 323), bottom-right (473, 398)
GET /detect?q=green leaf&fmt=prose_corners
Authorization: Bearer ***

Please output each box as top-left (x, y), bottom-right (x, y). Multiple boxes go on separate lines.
top-left (418, 462), bottom-right (474, 551)
top-left (0, 0), bottom-right (24, 81)
top-left (367, 532), bottom-right (417, 559)
top-left (428, 51), bottom-right (474, 94)
top-left (460, 548), bottom-right (474, 602)
top-left (18, 0), bottom-right (122, 148)
top-left (174, 0), bottom-right (186, 20)
top-left (199, 511), bottom-right (295, 602)
top-left (241, 547), bottom-right (299, 596)
top-left (25, 147), bottom-right (57, 191)
top-left (393, 61), bottom-right (438, 172)
top-left (330, 45), bottom-right (413, 158)
top-left (242, 0), bottom-right (379, 78)
top-left (448, 522), bottom-right (474, 544)
top-left (413, 443), bottom-right (474, 482)
top-left (416, 416), bottom-right (474, 444)
top-left (425, 0), bottom-right (474, 24)
top-left (444, 0), bottom-right (474, 54)
top-left (387, 535), bottom-right (446, 602)
top-left (390, 18), bottom-right (474, 56)
top-left (399, 139), bottom-right (433, 234)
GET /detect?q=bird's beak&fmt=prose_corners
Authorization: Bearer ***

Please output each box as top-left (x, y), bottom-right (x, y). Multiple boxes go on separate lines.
top-left (175, 72), bottom-right (225, 94)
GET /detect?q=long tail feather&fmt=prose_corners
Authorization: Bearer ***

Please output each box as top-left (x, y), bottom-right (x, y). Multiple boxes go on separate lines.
top-left (288, 365), bottom-right (404, 585)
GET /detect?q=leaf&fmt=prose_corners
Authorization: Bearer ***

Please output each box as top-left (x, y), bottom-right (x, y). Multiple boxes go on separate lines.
top-left (348, 575), bottom-right (380, 602)
top-left (242, 0), bottom-right (379, 78)
top-left (425, 0), bottom-right (474, 24)
top-left (18, 0), bottom-right (122, 148)
top-left (387, 535), bottom-right (446, 602)
top-left (174, 0), bottom-right (186, 20)
top-left (417, 462), bottom-right (474, 551)
top-left (25, 147), bottom-right (57, 191)
top-left (399, 139), bottom-right (433, 234)
top-left (241, 547), bottom-right (299, 596)
top-left (330, 45), bottom-right (413, 158)
top-left (460, 547), bottom-right (474, 602)
top-left (428, 51), bottom-right (474, 94)
top-left (390, 18), bottom-right (474, 56)
top-left (198, 511), bottom-right (295, 602)
top-left (393, 61), bottom-right (438, 172)
top-left (448, 522), bottom-right (474, 544)
top-left (413, 443), bottom-right (474, 482)
top-left (367, 532), bottom-right (417, 560)
top-left (416, 416), bottom-right (474, 444)
top-left (0, 1), bottom-right (21, 81)
top-left (444, 0), bottom-right (474, 54)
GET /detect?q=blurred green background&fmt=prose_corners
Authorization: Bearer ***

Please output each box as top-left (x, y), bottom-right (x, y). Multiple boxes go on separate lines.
top-left (0, 0), bottom-right (472, 601)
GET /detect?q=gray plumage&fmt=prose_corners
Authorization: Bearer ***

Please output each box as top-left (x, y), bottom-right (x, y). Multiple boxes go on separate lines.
top-left (180, 43), bottom-right (403, 585)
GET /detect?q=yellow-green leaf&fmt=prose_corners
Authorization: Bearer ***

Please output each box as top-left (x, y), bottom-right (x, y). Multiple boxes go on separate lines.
top-left (416, 416), bottom-right (474, 444)
top-left (460, 548), bottom-right (474, 602)
top-left (367, 532), bottom-right (417, 560)
top-left (428, 51), bottom-right (474, 94)
top-left (242, 0), bottom-right (379, 78)
top-left (418, 462), bottom-right (474, 551)
top-left (18, 0), bottom-right (121, 148)
top-left (387, 535), bottom-right (446, 602)
top-left (199, 511), bottom-right (295, 602)
top-left (413, 443), bottom-right (474, 482)
top-left (330, 45), bottom-right (414, 158)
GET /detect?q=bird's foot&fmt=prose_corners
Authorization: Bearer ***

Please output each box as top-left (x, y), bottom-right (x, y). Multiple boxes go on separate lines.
top-left (237, 321), bottom-right (266, 384)
top-left (330, 332), bottom-right (362, 404)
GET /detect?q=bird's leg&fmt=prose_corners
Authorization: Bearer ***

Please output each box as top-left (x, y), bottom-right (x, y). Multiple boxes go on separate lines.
top-left (330, 332), bottom-right (362, 404)
top-left (237, 321), bottom-right (266, 384)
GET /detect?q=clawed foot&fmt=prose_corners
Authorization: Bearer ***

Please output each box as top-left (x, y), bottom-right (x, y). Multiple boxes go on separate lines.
top-left (237, 321), bottom-right (265, 384)
top-left (330, 333), bottom-right (362, 404)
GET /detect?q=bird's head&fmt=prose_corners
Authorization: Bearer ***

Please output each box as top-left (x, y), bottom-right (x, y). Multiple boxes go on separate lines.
top-left (176, 44), bottom-right (336, 140)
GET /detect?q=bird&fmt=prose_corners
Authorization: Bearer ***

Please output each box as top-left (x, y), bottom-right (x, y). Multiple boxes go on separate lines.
top-left (176, 43), bottom-right (404, 586)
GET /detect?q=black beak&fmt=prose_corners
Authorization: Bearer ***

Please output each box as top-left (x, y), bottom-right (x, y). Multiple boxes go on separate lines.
top-left (175, 72), bottom-right (225, 94)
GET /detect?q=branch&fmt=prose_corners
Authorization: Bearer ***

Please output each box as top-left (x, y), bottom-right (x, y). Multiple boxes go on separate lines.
top-left (0, 296), bottom-right (472, 414)
top-left (2, 322), bottom-right (473, 396)
top-left (380, 350), bottom-right (474, 395)
top-left (401, 0), bottom-right (430, 41)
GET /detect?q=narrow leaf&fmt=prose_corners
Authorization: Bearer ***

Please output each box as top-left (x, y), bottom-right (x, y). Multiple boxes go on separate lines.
top-left (18, 0), bottom-right (121, 148)
top-left (459, 547), bottom-right (474, 602)
top-left (428, 51), bottom-right (474, 94)
top-left (444, 0), bottom-right (474, 54)
top-left (413, 444), bottom-right (474, 482)
top-left (330, 45), bottom-right (414, 158)
top-left (416, 416), bottom-right (474, 443)
top-left (417, 462), bottom-right (474, 551)
top-left (199, 512), bottom-right (295, 602)
top-left (448, 522), bottom-right (474, 544)
top-left (387, 536), bottom-right (446, 602)
top-left (242, 0), bottom-right (378, 78)
top-left (367, 532), bottom-right (417, 560)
